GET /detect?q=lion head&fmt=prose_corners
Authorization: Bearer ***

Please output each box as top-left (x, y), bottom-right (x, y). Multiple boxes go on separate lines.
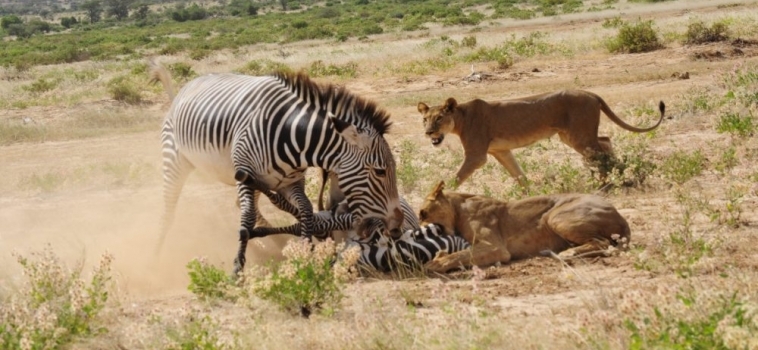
top-left (417, 98), bottom-right (459, 147)
top-left (418, 181), bottom-right (456, 235)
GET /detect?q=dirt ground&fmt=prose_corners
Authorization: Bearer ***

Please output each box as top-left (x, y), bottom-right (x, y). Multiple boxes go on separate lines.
top-left (2, 0), bottom-right (758, 348)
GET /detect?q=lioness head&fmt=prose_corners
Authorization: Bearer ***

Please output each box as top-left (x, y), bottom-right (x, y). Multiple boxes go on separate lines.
top-left (418, 181), bottom-right (456, 235)
top-left (417, 98), bottom-right (459, 147)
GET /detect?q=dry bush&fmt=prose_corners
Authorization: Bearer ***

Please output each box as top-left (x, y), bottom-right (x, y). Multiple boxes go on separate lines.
top-left (685, 20), bottom-right (730, 44)
top-left (0, 248), bottom-right (114, 349)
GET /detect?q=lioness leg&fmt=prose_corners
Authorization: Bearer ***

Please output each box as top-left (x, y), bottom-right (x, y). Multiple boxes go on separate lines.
top-left (558, 132), bottom-right (615, 180)
top-left (597, 136), bottom-right (613, 155)
top-left (558, 238), bottom-right (612, 259)
top-left (455, 148), bottom-right (488, 187)
top-left (543, 196), bottom-right (631, 258)
top-left (491, 150), bottom-right (528, 188)
top-left (424, 242), bottom-right (511, 273)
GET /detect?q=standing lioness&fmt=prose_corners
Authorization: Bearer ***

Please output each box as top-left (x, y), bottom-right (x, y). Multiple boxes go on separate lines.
top-left (417, 90), bottom-right (665, 187)
top-left (418, 181), bottom-right (631, 273)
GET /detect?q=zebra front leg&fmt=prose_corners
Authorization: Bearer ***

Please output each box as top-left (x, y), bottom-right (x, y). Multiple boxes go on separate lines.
top-left (233, 177), bottom-right (258, 276)
top-left (278, 182), bottom-right (315, 240)
top-left (258, 189), bottom-right (300, 217)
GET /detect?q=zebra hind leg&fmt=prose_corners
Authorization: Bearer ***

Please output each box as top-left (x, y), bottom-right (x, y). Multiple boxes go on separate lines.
top-left (235, 192), bottom-right (271, 227)
top-left (232, 173), bottom-right (260, 277)
top-left (157, 141), bottom-right (194, 257)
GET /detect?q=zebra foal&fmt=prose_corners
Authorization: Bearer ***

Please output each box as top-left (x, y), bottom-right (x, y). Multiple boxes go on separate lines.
top-left (253, 211), bottom-right (471, 273)
top-left (352, 222), bottom-right (471, 272)
top-left (150, 63), bottom-right (404, 274)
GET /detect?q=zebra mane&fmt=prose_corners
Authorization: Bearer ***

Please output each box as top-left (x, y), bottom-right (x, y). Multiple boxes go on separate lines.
top-left (272, 71), bottom-right (392, 136)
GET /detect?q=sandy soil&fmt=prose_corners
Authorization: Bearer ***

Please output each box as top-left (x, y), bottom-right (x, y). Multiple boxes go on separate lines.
top-left (2, 0), bottom-right (758, 348)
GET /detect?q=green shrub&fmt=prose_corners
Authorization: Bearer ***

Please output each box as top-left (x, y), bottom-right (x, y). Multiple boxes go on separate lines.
top-left (186, 258), bottom-right (231, 300)
top-left (607, 20), bottom-right (663, 53)
top-left (685, 20), bottom-right (729, 44)
top-left (250, 238), bottom-right (358, 317)
top-left (0, 248), bottom-right (113, 350)
top-left (716, 112), bottom-right (755, 137)
top-left (107, 76), bottom-right (142, 104)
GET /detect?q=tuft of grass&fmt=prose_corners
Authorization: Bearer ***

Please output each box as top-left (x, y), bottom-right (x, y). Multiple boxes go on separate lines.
top-left (157, 305), bottom-right (238, 350)
top-left (235, 59), bottom-right (292, 76)
top-left (714, 146), bottom-right (738, 174)
top-left (0, 248), bottom-right (113, 350)
top-left (607, 20), bottom-right (663, 53)
top-left (21, 78), bottom-right (61, 95)
top-left (460, 35), bottom-right (477, 48)
top-left (307, 60), bottom-right (358, 79)
top-left (634, 191), bottom-right (714, 277)
top-left (602, 16), bottom-right (625, 28)
top-left (625, 293), bottom-right (754, 349)
top-left (716, 112), bottom-right (755, 137)
top-left (397, 139), bottom-right (421, 194)
top-left (660, 150), bottom-right (706, 185)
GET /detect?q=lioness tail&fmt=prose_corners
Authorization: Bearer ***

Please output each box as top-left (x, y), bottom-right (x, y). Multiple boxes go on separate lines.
top-left (598, 95), bottom-right (665, 133)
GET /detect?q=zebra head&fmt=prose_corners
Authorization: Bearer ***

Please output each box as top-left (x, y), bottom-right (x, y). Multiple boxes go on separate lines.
top-left (329, 115), bottom-right (404, 236)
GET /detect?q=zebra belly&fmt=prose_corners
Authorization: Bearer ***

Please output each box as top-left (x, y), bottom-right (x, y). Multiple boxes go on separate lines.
top-left (182, 147), bottom-right (236, 185)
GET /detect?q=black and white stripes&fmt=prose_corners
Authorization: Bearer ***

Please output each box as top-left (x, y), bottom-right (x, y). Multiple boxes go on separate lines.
top-left (349, 223), bottom-right (471, 272)
top-left (153, 66), bottom-right (403, 274)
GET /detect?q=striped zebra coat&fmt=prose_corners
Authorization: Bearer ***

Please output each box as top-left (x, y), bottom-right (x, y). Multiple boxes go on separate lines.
top-left (150, 64), bottom-right (403, 274)
top-left (349, 223), bottom-right (471, 272)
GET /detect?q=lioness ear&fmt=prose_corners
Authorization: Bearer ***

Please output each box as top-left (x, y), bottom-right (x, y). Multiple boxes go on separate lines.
top-left (444, 98), bottom-right (457, 112)
top-left (417, 102), bottom-right (429, 114)
top-left (426, 180), bottom-right (446, 200)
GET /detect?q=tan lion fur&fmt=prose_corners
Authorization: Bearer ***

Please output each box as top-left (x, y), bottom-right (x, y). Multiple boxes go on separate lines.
top-left (418, 181), bottom-right (631, 273)
top-left (417, 90), bottom-right (665, 187)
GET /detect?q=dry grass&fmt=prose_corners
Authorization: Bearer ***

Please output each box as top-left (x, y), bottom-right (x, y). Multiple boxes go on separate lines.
top-left (2, 1), bottom-right (758, 349)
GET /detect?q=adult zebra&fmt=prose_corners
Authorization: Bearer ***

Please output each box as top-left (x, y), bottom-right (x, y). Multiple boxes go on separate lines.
top-left (150, 62), bottom-right (404, 273)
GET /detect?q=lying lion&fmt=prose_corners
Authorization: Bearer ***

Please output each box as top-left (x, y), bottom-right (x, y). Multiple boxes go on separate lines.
top-left (417, 90), bottom-right (665, 187)
top-left (418, 181), bottom-right (631, 273)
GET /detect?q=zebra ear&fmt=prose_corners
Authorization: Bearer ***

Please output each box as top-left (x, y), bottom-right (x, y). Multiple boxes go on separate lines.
top-left (331, 115), bottom-right (370, 149)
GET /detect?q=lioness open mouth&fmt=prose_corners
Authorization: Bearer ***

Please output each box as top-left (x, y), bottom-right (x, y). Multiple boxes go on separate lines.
top-left (430, 135), bottom-right (444, 146)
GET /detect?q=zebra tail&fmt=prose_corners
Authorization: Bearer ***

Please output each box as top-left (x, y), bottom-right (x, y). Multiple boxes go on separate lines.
top-left (148, 59), bottom-right (175, 101)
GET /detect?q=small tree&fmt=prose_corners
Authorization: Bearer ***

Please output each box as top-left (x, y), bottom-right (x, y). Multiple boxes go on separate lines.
top-left (61, 16), bottom-right (78, 28)
top-left (132, 3), bottom-right (150, 20)
top-left (105, 0), bottom-right (133, 20)
top-left (81, 0), bottom-right (103, 23)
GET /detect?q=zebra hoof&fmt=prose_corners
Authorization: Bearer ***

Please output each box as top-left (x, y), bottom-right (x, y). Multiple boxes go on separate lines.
top-left (232, 256), bottom-right (246, 277)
